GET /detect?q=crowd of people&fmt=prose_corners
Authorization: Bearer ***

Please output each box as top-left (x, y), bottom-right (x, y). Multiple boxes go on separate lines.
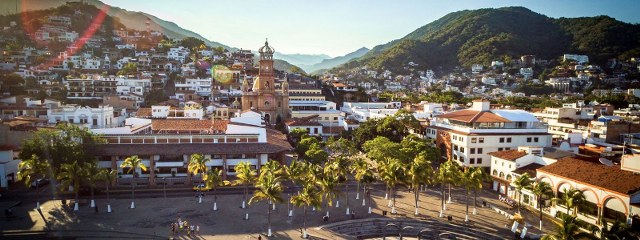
top-left (171, 215), bottom-right (200, 238)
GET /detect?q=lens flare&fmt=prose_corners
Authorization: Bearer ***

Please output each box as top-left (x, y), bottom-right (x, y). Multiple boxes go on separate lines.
top-left (211, 65), bottom-right (233, 84)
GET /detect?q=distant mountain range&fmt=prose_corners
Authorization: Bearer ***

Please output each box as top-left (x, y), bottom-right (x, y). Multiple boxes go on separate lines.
top-left (306, 47), bottom-right (370, 74)
top-left (334, 7), bottom-right (640, 74)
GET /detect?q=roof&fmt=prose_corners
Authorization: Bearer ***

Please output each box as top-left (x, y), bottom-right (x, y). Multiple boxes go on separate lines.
top-left (542, 147), bottom-right (576, 160)
top-left (513, 163), bottom-right (545, 176)
top-left (438, 109), bottom-right (511, 123)
top-left (91, 142), bottom-right (289, 156)
top-left (151, 119), bottom-right (228, 132)
top-left (538, 157), bottom-right (640, 195)
top-left (488, 149), bottom-right (528, 161)
top-left (492, 110), bottom-right (539, 122)
top-left (136, 108), bottom-right (152, 117)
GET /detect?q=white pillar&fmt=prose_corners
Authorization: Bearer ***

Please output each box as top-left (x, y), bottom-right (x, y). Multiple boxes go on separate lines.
top-left (272, 203), bottom-right (276, 211)
top-left (288, 209), bottom-right (293, 217)
top-left (356, 192), bottom-right (360, 200)
top-left (415, 208), bottom-right (419, 215)
top-left (447, 195), bottom-right (452, 203)
top-left (539, 220), bottom-right (543, 231)
top-left (242, 201), bottom-right (246, 209)
top-left (268, 228), bottom-right (272, 237)
top-left (36, 202), bottom-right (40, 209)
top-left (384, 193), bottom-right (388, 199)
top-left (391, 206), bottom-right (397, 214)
top-left (326, 211), bottom-right (330, 218)
top-left (439, 209), bottom-right (444, 218)
top-left (107, 204), bottom-right (112, 213)
top-left (213, 202), bottom-right (217, 211)
top-left (303, 229), bottom-right (308, 238)
top-left (362, 199), bottom-right (366, 206)
top-left (244, 213), bottom-right (249, 220)
top-left (387, 200), bottom-right (392, 207)
top-left (90, 199), bottom-right (95, 208)
top-left (130, 201), bottom-right (135, 209)
top-left (74, 202), bottom-right (79, 211)
top-left (465, 214), bottom-right (469, 222)
top-left (368, 206), bottom-right (372, 214)
top-left (473, 207), bottom-right (477, 215)
top-left (346, 208), bottom-right (350, 215)
top-left (198, 196), bottom-right (202, 203)
top-left (336, 200), bottom-right (340, 208)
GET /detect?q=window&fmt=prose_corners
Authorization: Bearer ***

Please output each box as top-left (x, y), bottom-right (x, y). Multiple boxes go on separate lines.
top-left (507, 137), bottom-right (512, 143)
top-left (453, 145), bottom-right (458, 151)
top-left (479, 138), bottom-right (484, 143)
top-left (453, 154), bottom-right (458, 160)
top-left (93, 119), bottom-right (98, 126)
top-left (534, 137), bottom-right (539, 142)
top-left (498, 148), bottom-right (503, 151)
top-left (471, 138), bottom-right (477, 143)
top-left (478, 148), bottom-right (483, 154)
top-left (527, 137), bottom-right (532, 142)
top-left (453, 135), bottom-right (457, 141)
top-left (470, 158), bottom-right (475, 164)
top-left (506, 147), bottom-right (511, 150)
top-left (69, 118), bottom-right (74, 123)
top-left (264, 101), bottom-right (270, 106)
top-left (477, 158), bottom-right (483, 164)
top-left (460, 147), bottom-right (465, 153)
top-left (470, 148), bottom-right (476, 154)
top-left (499, 137), bottom-right (505, 143)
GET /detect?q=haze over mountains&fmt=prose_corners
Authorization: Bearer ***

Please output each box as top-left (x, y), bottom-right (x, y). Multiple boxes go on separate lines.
top-left (0, 0), bottom-right (369, 74)
top-left (334, 7), bottom-right (640, 74)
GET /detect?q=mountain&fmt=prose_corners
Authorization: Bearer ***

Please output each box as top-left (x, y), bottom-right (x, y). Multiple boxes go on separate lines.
top-left (273, 52), bottom-right (331, 67)
top-left (307, 47), bottom-right (369, 74)
top-left (334, 7), bottom-right (640, 74)
top-left (0, 0), bottom-right (232, 49)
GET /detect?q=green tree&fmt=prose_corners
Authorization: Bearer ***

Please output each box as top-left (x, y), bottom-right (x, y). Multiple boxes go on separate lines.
top-left (117, 62), bottom-right (137, 76)
top-left (85, 160), bottom-right (102, 209)
top-left (97, 169), bottom-right (117, 212)
top-left (406, 154), bottom-right (434, 216)
top-left (461, 167), bottom-right (485, 222)
top-left (531, 181), bottom-right (553, 231)
top-left (437, 160), bottom-right (461, 217)
top-left (513, 173), bottom-right (533, 213)
top-left (249, 160), bottom-right (284, 237)
top-left (233, 161), bottom-right (257, 218)
top-left (305, 143), bottom-right (328, 165)
top-left (318, 163), bottom-right (341, 218)
top-left (179, 37), bottom-right (205, 50)
top-left (590, 219), bottom-right (634, 240)
top-left (188, 153), bottom-right (209, 192)
top-left (17, 154), bottom-right (51, 208)
top-left (555, 188), bottom-right (586, 216)
top-left (541, 214), bottom-right (593, 240)
top-left (291, 181), bottom-right (322, 239)
top-left (378, 157), bottom-right (406, 214)
top-left (120, 155), bottom-right (147, 209)
top-left (203, 169), bottom-right (224, 211)
top-left (58, 161), bottom-right (86, 211)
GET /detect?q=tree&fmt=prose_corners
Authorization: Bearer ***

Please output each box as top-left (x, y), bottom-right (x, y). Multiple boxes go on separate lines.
top-left (188, 153), bottom-right (210, 201)
top-left (234, 161), bottom-right (257, 218)
top-left (58, 161), bottom-right (86, 211)
top-left (541, 214), bottom-right (593, 240)
top-left (117, 62), bottom-right (137, 76)
top-left (85, 160), bottom-right (102, 209)
top-left (318, 162), bottom-right (341, 218)
top-left (406, 154), bottom-right (434, 216)
top-left (17, 154), bottom-right (51, 209)
top-left (249, 160), bottom-right (284, 237)
top-left (305, 143), bottom-right (328, 165)
top-left (288, 128), bottom-right (309, 144)
top-left (120, 155), bottom-right (147, 209)
top-left (97, 168), bottom-right (117, 213)
top-left (468, 167), bottom-right (486, 217)
top-left (284, 160), bottom-right (311, 216)
top-left (555, 188), bottom-right (585, 216)
top-left (19, 123), bottom-right (103, 171)
top-left (437, 160), bottom-right (461, 217)
top-left (590, 219), bottom-right (634, 240)
top-left (513, 173), bottom-right (533, 213)
top-left (203, 169), bottom-right (224, 211)
top-left (461, 167), bottom-right (484, 222)
top-left (531, 181), bottom-right (553, 230)
top-left (363, 136), bottom-right (401, 163)
top-left (291, 181), bottom-right (322, 239)
top-left (296, 135), bottom-right (319, 159)
top-left (179, 37), bottom-right (205, 50)
top-left (378, 157), bottom-right (406, 214)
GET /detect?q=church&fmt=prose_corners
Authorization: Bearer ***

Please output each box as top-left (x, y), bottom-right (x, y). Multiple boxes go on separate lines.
top-left (241, 40), bottom-right (290, 124)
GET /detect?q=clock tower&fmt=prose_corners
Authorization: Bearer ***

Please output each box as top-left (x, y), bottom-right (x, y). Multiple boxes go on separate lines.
top-left (241, 40), bottom-right (289, 124)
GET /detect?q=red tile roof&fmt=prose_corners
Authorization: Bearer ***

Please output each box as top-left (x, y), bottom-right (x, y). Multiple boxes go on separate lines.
top-left (488, 149), bottom-right (528, 161)
top-left (151, 119), bottom-right (228, 132)
top-left (538, 157), bottom-right (640, 195)
top-left (438, 109), bottom-right (511, 123)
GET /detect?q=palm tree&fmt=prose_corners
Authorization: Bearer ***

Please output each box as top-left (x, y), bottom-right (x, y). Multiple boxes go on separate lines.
top-left (120, 155), bottom-right (147, 209)
top-left (284, 160), bottom-right (310, 217)
top-left (17, 154), bottom-right (50, 209)
top-left (513, 173), bottom-right (533, 213)
top-left (97, 168), bottom-right (117, 213)
top-left (331, 156), bottom-right (350, 214)
top-left (291, 181), bottom-right (322, 239)
top-left (203, 168), bottom-right (223, 211)
top-left (249, 160), bottom-right (284, 237)
top-left (555, 188), bottom-right (586, 216)
top-left (188, 153), bottom-right (210, 203)
top-left (468, 167), bottom-right (486, 216)
top-left (318, 163), bottom-right (341, 218)
top-left (378, 157), bottom-right (405, 214)
top-left (531, 181), bottom-right (553, 230)
top-left (234, 161), bottom-right (256, 219)
top-left (58, 161), bottom-right (86, 211)
top-left (461, 167), bottom-right (484, 222)
top-left (590, 219), bottom-right (634, 240)
top-left (85, 161), bottom-right (101, 209)
top-left (406, 154), bottom-right (433, 216)
top-left (437, 160), bottom-right (461, 217)
top-left (541, 214), bottom-right (593, 240)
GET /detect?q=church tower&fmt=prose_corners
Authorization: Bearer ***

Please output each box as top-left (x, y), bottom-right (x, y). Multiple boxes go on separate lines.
top-left (241, 40), bottom-right (289, 124)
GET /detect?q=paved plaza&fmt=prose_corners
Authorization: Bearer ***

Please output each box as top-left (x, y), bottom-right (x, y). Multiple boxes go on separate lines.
top-left (2, 184), bottom-right (553, 239)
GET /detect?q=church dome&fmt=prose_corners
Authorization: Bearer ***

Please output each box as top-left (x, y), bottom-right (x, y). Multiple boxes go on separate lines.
top-left (252, 76), bottom-right (260, 90)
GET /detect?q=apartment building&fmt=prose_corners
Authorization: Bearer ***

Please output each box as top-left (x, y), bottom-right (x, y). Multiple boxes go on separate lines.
top-left (47, 104), bottom-right (119, 129)
top-left (427, 100), bottom-right (551, 167)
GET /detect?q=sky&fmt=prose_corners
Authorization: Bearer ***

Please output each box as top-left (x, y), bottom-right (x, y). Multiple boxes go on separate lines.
top-left (101, 0), bottom-right (640, 57)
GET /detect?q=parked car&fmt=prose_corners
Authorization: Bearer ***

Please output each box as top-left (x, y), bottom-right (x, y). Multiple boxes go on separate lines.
top-left (30, 179), bottom-right (49, 188)
top-left (193, 183), bottom-right (211, 191)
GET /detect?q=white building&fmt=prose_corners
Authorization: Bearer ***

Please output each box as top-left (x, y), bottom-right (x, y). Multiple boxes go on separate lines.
top-left (290, 100), bottom-right (341, 127)
top-left (563, 54), bottom-right (589, 64)
top-left (0, 147), bottom-right (19, 189)
top-left (471, 64), bottom-right (483, 74)
top-left (533, 102), bottom-right (594, 142)
top-left (520, 68), bottom-right (534, 79)
top-left (116, 77), bottom-right (152, 96)
top-left (175, 78), bottom-right (212, 99)
top-left (47, 104), bottom-right (118, 129)
top-left (168, 46), bottom-right (190, 63)
top-left (427, 100), bottom-right (551, 167)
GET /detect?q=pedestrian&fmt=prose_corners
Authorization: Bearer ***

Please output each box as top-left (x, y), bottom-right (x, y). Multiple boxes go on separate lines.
top-left (258, 235), bottom-right (262, 240)
top-left (196, 224), bottom-right (200, 235)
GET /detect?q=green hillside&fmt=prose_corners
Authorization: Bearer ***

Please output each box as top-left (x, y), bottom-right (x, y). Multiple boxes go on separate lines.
top-left (335, 7), bottom-right (640, 74)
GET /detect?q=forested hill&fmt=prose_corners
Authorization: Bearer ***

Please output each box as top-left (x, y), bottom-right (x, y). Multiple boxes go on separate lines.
top-left (333, 7), bottom-right (640, 74)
